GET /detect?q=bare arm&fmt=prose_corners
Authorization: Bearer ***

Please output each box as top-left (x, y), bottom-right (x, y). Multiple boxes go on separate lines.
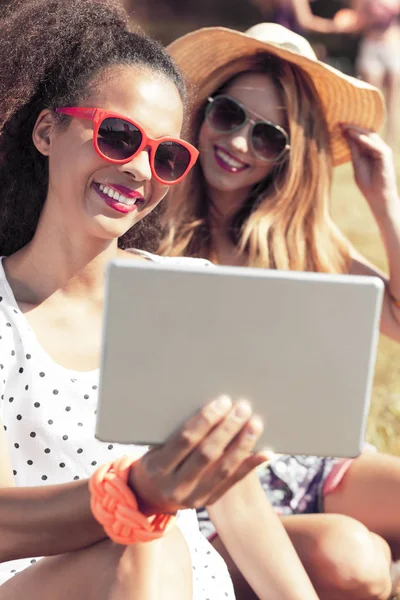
top-left (109, 531), bottom-right (192, 600)
top-left (290, 0), bottom-right (338, 33)
top-left (207, 471), bottom-right (320, 600)
top-left (0, 480), bottom-right (106, 562)
top-left (351, 0), bottom-right (364, 14)
top-left (249, 0), bottom-right (349, 33)
top-left (349, 224), bottom-right (400, 342)
top-left (0, 478), bottom-right (193, 600)
top-left (0, 397), bottom-right (266, 564)
top-left (341, 126), bottom-right (400, 343)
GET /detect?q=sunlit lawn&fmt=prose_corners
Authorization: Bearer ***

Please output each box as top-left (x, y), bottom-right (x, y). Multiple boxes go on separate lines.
top-left (331, 157), bottom-right (400, 455)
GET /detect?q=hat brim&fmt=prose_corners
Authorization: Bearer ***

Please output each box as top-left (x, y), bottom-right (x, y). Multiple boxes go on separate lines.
top-left (168, 27), bottom-right (386, 166)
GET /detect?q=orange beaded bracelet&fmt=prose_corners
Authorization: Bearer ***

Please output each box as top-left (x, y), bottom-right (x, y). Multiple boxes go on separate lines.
top-left (89, 455), bottom-right (176, 545)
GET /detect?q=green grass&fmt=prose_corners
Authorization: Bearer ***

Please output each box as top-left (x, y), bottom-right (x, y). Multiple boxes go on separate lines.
top-left (328, 160), bottom-right (400, 598)
top-left (331, 158), bottom-right (400, 455)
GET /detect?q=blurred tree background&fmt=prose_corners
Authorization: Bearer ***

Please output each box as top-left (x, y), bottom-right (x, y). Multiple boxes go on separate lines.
top-left (123, 0), bottom-right (360, 73)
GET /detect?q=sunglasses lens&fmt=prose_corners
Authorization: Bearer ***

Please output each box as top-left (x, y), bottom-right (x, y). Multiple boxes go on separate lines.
top-left (154, 142), bottom-right (191, 182)
top-left (207, 96), bottom-right (246, 132)
top-left (252, 122), bottom-right (288, 161)
top-left (97, 117), bottom-right (142, 161)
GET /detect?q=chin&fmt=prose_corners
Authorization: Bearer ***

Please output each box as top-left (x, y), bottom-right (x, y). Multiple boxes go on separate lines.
top-left (202, 167), bottom-right (246, 193)
top-left (90, 214), bottom-right (142, 242)
top-left (208, 176), bottom-right (247, 194)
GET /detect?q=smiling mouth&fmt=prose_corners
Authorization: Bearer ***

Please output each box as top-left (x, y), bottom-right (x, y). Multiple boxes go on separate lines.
top-left (92, 182), bottom-right (145, 214)
top-left (213, 146), bottom-right (250, 173)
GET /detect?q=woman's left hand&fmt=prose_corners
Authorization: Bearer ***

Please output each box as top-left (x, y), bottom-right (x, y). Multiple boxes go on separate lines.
top-left (342, 124), bottom-right (399, 219)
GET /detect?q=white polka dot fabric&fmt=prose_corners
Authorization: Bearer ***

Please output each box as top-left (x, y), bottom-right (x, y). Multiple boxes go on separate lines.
top-left (0, 253), bottom-right (234, 598)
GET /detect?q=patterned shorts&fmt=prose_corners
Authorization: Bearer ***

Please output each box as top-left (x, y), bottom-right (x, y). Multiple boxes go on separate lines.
top-left (197, 454), bottom-right (345, 539)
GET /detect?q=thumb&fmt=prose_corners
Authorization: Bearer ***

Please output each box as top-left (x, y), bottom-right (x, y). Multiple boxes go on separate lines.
top-left (257, 449), bottom-right (279, 464)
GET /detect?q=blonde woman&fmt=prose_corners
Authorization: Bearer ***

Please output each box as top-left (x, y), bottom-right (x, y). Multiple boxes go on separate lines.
top-left (162, 23), bottom-right (400, 600)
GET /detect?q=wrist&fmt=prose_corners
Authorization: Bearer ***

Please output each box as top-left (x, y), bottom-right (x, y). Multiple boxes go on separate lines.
top-left (128, 463), bottom-right (178, 517)
top-left (370, 197), bottom-right (400, 223)
top-left (127, 460), bottom-right (179, 515)
top-left (89, 457), bottom-right (176, 545)
top-left (127, 464), bottom-right (154, 515)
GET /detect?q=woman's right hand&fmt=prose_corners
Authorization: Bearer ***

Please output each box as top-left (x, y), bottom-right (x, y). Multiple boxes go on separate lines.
top-left (128, 396), bottom-right (266, 514)
top-left (342, 125), bottom-right (399, 218)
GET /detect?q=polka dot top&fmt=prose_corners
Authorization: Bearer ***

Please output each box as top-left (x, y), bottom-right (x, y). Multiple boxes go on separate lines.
top-left (0, 252), bottom-right (234, 599)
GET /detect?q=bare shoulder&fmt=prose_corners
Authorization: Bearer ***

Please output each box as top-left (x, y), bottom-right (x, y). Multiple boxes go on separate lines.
top-left (126, 249), bottom-right (213, 268)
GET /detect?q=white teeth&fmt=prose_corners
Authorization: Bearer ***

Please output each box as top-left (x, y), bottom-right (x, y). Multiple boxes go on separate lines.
top-left (97, 183), bottom-right (137, 206)
top-left (121, 198), bottom-right (136, 206)
top-left (216, 148), bottom-right (246, 169)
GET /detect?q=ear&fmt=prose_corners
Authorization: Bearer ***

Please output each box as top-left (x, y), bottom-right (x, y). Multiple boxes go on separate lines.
top-left (32, 109), bottom-right (57, 157)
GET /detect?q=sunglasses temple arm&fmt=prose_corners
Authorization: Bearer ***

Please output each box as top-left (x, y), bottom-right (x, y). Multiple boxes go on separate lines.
top-left (56, 107), bottom-right (97, 120)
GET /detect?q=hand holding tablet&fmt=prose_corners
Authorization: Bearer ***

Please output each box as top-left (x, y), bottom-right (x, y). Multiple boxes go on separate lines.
top-left (129, 395), bottom-right (266, 513)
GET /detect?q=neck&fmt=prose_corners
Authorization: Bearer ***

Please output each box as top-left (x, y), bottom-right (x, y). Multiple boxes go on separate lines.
top-left (4, 204), bottom-right (124, 304)
top-left (207, 184), bottom-right (250, 229)
top-left (207, 186), bottom-right (251, 266)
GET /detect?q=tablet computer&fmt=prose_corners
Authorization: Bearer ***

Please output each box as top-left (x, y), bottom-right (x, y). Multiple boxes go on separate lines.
top-left (96, 259), bottom-right (383, 457)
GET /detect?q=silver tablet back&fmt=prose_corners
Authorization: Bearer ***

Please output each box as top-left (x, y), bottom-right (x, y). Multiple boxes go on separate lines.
top-left (96, 260), bottom-right (383, 457)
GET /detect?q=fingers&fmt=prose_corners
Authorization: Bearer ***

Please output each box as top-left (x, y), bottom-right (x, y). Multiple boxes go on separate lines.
top-left (131, 396), bottom-right (268, 514)
top-left (176, 403), bottom-right (260, 486)
top-left (150, 395), bottom-right (233, 472)
top-left (341, 124), bottom-right (390, 155)
top-left (341, 124), bottom-right (379, 137)
top-left (182, 414), bottom-right (264, 507)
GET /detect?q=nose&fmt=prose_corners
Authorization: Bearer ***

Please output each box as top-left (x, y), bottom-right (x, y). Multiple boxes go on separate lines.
top-left (117, 148), bottom-right (152, 182)
top-left (228, 122), bottom-right (251, 155)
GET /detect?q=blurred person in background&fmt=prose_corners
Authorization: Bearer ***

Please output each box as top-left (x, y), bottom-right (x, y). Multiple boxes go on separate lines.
top-left (352, 0), bottom-right (400, 149)
top-left (162, 22), bottom-right (400, 600)
top-left (249, 0), bottom-right (360, 61)
top-left (249, 0), bottom-right (357, 35)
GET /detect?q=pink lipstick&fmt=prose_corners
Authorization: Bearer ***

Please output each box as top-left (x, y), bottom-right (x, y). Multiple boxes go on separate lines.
top-left (213, 145), bottom-right (250, 173)
top-left (93, 182), bottom-right (145, 214)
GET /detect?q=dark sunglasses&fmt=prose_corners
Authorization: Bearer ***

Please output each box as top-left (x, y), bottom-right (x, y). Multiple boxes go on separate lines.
top-left (205, 95), bottom-right (290, 162)
top-left (56, 107), bottom-right (199, 185)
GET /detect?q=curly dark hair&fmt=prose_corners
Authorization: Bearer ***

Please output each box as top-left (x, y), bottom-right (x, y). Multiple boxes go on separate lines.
top-left (0, 0), bottom-right (185, 256)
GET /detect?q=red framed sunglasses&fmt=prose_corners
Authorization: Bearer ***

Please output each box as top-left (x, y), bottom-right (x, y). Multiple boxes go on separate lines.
top-left (55, 107), bottom-right (199, 185)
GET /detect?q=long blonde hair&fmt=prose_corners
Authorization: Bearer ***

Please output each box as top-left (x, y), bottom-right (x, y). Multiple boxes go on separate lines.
top-left (159, 53), bottom-right (351, 273)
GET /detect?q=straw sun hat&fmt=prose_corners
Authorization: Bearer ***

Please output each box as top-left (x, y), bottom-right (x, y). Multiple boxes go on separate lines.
top-left (168, 23), bottom-right (386, 166)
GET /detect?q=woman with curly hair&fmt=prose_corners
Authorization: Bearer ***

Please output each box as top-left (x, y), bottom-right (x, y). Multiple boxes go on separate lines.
top-left (0, 2), bottom-right (325, 598)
